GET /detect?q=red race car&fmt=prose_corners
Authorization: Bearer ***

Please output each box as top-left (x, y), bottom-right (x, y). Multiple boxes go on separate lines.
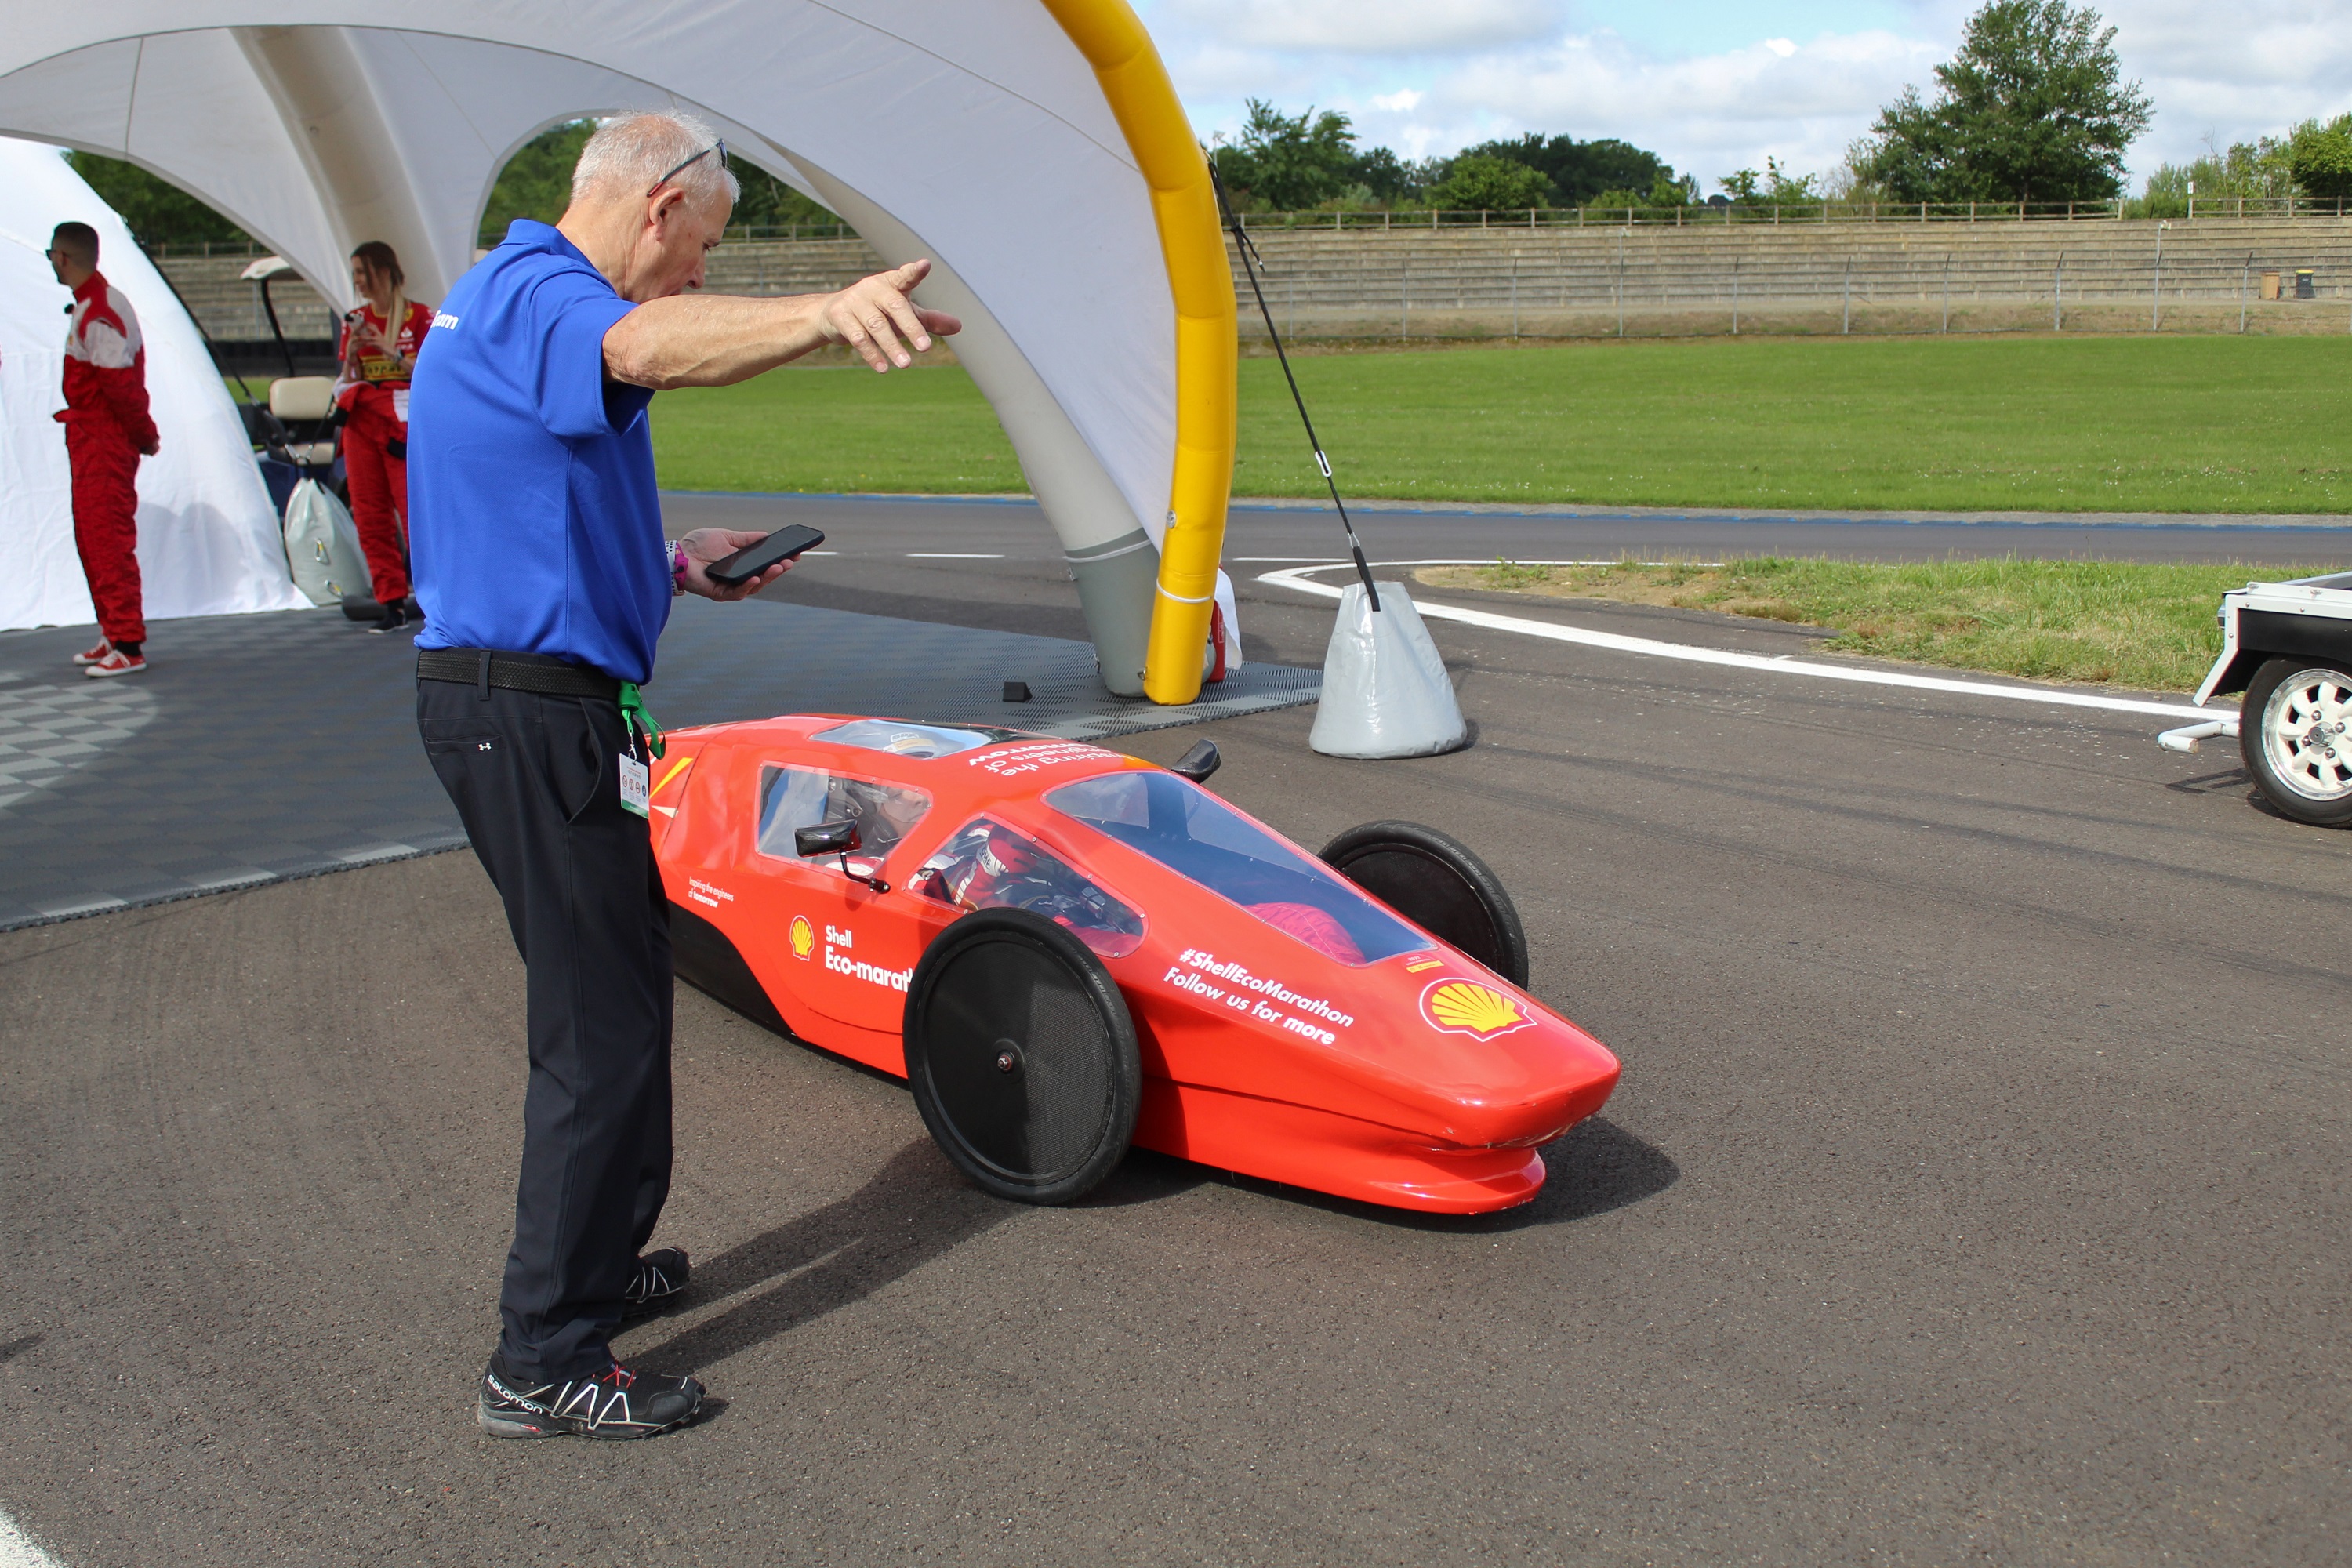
top-left (649, 716), bottom-right (1620, 1214)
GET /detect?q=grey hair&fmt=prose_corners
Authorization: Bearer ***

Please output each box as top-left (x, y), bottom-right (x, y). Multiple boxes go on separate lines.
top-left (570, 110), bottom-right (740, 207)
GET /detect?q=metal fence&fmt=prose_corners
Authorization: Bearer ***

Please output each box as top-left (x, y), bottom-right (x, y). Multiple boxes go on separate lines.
top-left (154, 218), bottom-right (2352, 347)
top-left (1232, 196), bottom-right (2352, 230)
top-left (1225, 223), bottom-right (2352, 340)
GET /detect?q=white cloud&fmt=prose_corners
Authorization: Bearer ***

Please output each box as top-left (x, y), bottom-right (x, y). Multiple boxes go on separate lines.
top-left (1147, 0), bottom-right (2352, 194)
top-left (1162, 0), bottom-right (1572, 55)
top-left (2097, 0), bottom-right (2352, 169)
top-left (1350, 30), bottom-right (1940, 190)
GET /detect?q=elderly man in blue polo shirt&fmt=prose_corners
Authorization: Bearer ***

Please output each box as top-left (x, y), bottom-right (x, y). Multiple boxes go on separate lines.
top-left (408, 109), bottom-right (959, 1440)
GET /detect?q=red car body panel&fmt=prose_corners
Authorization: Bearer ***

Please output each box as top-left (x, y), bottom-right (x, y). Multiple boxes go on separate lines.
top-left (651, 717), bottom-right (1620, 1214)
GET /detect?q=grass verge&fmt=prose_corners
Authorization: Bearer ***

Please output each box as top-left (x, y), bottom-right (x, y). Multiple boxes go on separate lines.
top-left (641, 336), bottom-right (2352, 514)
top-left (1414, 557), bottom-right (2349, 691)
top-left (652, 362), bottom-right (1022, 494)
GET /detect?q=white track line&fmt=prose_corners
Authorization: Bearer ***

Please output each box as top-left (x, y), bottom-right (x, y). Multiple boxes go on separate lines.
top-left (1258, 562), bottom-right (2233, 723)
top-left (0, 1511), bottom-right (64, 1568)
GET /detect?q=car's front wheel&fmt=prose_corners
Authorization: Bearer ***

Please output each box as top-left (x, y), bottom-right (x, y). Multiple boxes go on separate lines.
top-left (2241, 658), bottom-right (2352, 828)
top-left (1321, 820), bottom-right (1530, 986)
top-left (902, 908), bottom-right (1140, 1204)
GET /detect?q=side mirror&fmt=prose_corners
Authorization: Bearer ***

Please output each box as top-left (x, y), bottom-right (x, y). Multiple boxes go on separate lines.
top-left (1169, 739), bottom-right (1221, 784)
top-left (795, 820), bottom-right (861, 858)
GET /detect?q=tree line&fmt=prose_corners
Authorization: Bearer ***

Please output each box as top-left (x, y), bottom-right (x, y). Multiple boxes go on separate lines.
top-left (1210, 104), bottom-right (1693, 214)
top-left (1215, 0), bottom-right (2349, 216)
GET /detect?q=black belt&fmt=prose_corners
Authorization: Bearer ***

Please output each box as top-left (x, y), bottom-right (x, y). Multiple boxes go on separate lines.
top-left (417, 647), bottom-right (620, 702)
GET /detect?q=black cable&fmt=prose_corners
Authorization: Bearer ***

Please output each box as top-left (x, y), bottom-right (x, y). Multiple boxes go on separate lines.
top-left (132, 235), bottom-right (260, 405)
top-left (257, 274), bottom-right (296, 379)
top-left (1206, 155), bottom-right (1379, 611)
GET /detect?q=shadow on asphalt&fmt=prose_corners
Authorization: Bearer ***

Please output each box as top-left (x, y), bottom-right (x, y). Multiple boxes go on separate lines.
top-left (2165, 765), bottom-right (2253, 798)
top-left (1080, 1116), bottom-right (1677, 1234)
top-left (622, 1138), bottom-right (1011, 1373)
top-left (622, 1116), bottom-right (1678, 1387)
top-left (0, 1334), bottom-right (42, 1367)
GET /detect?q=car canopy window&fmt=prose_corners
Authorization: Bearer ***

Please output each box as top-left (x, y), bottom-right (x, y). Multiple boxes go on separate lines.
top-left (811, 720), bottom-right (1003, 758)
top-left (913, 818), bottom-right (1144, 958)
top-left (757, 764), bottom-right (930, 880)
top-left (1046, 772), bottom-right (1428, 965)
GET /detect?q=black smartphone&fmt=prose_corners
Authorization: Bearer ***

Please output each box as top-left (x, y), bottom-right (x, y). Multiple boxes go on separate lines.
top-left (705, 524), bottom-right (826, 586)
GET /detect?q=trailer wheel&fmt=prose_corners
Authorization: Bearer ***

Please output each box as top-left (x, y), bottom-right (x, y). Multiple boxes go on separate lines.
top-left (2241, 658), bottom-right (2352, 828)
top-left (903, 908), bottom-right (1140, 1204)
top-left (1321, 821), bottom-right (1530, 987)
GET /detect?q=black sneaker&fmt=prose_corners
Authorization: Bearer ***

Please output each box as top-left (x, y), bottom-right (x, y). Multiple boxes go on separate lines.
top-left (477, 1355), bottom-right (705, 1439)
top-left (622, 1247), bottom-right (691, 1319)
top-left (367, 601), bottom-right (410, 635)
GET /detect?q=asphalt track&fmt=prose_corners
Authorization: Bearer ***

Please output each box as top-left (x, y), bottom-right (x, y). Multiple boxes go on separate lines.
top-left (669, 490), bottom-right (2352, 574)
top-left (2, 495), bottom-right (2348, 1566)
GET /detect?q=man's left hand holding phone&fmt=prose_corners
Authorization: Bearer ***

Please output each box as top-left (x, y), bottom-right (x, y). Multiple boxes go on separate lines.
top-left (673, 525), bottom-right (821, 601)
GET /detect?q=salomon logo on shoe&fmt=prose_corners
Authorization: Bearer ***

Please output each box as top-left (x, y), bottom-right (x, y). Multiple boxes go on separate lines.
top-left (477, 1355), bottom-right (705, 1439)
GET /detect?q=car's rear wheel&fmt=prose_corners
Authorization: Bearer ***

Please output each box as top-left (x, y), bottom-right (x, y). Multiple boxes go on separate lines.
top-left (1320, 820), bottom-right (1530, 987)
top-left (2241, 658), bottom-right (2352, 828)
top-left (903, 908), bottom-right (1140, 1204)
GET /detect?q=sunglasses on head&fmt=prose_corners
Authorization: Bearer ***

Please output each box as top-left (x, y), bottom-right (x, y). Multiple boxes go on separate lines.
top-left (647, 140), bottom-right (725, 198)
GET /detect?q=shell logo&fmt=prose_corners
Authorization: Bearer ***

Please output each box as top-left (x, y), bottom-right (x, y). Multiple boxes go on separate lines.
top-left (1418, 978), bottom-right (1534, 1041)
top-left (789, 915), bottom-right (815, 960)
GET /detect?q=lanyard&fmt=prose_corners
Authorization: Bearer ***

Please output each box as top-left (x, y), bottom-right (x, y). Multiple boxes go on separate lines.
top-left (617, 681), bottom-right (665, 760)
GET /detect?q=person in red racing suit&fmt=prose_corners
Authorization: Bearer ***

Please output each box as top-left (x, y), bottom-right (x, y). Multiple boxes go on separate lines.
top-left (918, 822), bottom-right (1142, 953)
top-left (335, 241), bottom-right (434, 633)
top-left (49, 223), bottom-right (159, 680)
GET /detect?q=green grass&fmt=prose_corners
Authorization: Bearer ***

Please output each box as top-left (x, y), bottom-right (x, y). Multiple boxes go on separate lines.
top-left (647, 336), bottom-right (2352, 514)
top-left (650, 362), bottom-right (1022, 493)
top-left (1417, 557), bottom-right (2349, 690)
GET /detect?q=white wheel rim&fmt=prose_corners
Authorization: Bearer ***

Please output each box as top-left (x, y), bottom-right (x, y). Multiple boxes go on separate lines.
top-left (2259, 668), bottom-right (2352, 803)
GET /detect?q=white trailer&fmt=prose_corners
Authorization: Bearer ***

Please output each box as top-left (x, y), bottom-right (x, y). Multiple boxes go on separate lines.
top-left (2162, 572), bottom-right (2352, 826)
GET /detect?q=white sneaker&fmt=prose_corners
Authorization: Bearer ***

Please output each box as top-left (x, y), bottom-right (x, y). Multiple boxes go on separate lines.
top-left (85, 648), bottom-right (146, 678)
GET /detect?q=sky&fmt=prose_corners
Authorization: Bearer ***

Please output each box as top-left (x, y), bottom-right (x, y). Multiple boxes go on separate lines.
top-left (1134, 0), bottom-right (2352, 197)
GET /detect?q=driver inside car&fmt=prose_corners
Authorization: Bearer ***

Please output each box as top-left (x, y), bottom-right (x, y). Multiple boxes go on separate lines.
top-left (916, 821), bottom-right (1133, 942)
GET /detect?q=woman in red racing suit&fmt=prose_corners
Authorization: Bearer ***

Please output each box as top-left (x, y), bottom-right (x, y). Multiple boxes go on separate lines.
top-left (335, 241), bottom-right (434, 632)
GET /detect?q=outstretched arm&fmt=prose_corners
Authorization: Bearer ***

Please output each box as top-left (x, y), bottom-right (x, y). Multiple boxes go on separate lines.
top-left (602, 259), bottom-right (962, 390)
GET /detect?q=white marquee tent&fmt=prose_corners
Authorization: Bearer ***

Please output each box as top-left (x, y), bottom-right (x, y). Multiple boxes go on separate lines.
top-left (0, 138), bottom-right (307, 633)
top-left (0, 2), bottom-right (1239, 701)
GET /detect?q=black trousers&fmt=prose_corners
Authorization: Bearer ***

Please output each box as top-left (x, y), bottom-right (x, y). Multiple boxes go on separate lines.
top-left (419, 677), bottom-right (673, 1381)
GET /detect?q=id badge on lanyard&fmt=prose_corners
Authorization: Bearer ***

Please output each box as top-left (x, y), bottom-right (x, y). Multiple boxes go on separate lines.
top-left (615, 681), bottom-right (662, 818)
top-left (618, 746), bottom-right (650, 818)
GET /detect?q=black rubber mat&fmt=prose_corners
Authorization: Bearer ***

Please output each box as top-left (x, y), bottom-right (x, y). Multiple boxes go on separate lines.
top-left (0, 599), bottom-right (1318, 930)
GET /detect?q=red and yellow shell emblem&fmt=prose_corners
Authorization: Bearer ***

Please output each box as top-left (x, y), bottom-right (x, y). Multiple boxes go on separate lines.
top-left (789, 914), bottom-right (816, 960)
top-left (1418, 978), bottom-right (1533, 1041)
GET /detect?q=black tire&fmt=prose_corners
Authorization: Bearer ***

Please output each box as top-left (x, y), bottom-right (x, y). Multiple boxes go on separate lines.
top-left (1320, 820), bottom-right (1530, 987)
top-left (2240, 658), bottom-right (2352, 829)
top-left (902, 909), bottom-right (1140, 1204)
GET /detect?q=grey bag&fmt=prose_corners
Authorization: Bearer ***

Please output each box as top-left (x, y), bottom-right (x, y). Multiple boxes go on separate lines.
top-left (282, 477), bottom-right (372, 606)
top-left (1309, 580), bottom-right (1469, 759)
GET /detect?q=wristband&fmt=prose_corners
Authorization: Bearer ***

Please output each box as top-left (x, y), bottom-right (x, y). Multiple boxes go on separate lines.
top-left (670, 539), bottom-right (689, 596)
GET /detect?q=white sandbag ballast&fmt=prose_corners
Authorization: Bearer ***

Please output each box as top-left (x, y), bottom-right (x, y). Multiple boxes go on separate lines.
top-left (281, 478), bottom-right (372, 607)
top-left (1309, 580), bottom-right (1469, 760)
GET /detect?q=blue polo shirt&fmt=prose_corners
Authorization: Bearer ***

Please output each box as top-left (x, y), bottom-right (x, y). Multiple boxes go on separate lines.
top-left (408, 220), bottom-right (666, 683)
